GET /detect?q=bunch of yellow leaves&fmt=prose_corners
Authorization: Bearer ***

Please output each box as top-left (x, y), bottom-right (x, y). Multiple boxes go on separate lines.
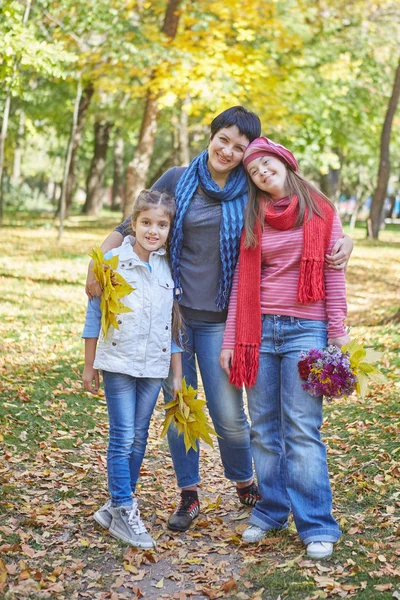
top-left (342, 339), bottom-right (387, 398)
top-left (90, 246), bottom-right (135, 339)
top-left (161, 378), bottom-right (219, 453)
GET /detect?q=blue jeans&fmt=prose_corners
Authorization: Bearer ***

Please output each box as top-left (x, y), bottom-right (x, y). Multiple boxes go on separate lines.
top-left (247, 316), bottom-right (341, 545)
top-left (163, 319), bottom-right (253, 488)
top-left (103, 371), bottom-right (162, 507)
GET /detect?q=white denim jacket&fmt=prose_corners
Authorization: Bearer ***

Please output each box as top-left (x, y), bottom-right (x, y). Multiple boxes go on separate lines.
top-left (89, 237), bottom-right (175, 378)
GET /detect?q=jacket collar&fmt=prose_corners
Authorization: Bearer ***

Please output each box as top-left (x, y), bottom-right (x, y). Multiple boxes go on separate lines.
top-left (118, 235), bottom-right (166, 263)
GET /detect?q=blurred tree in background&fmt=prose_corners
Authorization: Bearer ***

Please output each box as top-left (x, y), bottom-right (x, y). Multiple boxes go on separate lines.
top-left (0, 0), bottom-right (399, 236)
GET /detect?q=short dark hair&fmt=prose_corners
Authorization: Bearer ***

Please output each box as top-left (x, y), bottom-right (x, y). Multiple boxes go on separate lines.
top-left (210, 106), bottom-right (261, 143)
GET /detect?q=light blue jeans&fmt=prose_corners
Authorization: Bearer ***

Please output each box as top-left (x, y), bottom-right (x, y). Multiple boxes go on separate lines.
top-left (163, 319), bottom-right (253, 488)
top-left (247, 315), bottom-right (341, 545)
top-left (103, 371), bottom-right (162, 507)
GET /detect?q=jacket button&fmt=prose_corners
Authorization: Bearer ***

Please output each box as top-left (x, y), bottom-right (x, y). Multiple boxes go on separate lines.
top-left (166, 283), bottom-right (169, 287)
top-left (112, 342), bottom-right (117, 346)
top-left (162, 348), bottom-right (166, 352)
top-left (165, 326), bottom-right (168, 330)
top-left (118, 320), bottom-right (122, 325)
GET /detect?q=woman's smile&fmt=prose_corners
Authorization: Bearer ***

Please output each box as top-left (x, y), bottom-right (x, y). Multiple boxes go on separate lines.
top-left (207, 125), bottom-right (250, 186)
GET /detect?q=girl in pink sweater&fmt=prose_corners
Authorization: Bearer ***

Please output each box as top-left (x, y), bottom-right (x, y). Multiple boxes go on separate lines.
top-left (220, 137), bottom-right (348, 559)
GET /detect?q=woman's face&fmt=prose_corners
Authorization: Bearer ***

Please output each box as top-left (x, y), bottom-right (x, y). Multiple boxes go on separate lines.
top-left (247, 154), bottom-right (288, 200)
top-left (207, 126), bottom-right (250, 180)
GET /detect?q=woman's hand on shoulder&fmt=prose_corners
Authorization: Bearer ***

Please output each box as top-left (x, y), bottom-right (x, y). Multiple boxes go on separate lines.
top-left (328, 334), bottom-right (350, 348)
top-left (219, 348), bottom-right (234, 376)
top-left (82, 365), bottom-right (100, 394)
top-left (325, 234), bottom-right (354, 270)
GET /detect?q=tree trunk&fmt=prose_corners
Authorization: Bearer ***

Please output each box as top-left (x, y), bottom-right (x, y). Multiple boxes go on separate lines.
top-left (0, 0), bottom-right (31, 225)
top-left (63, 82), bottom-right (94, 215)
top-left (0, 70), bottom-right (15, 225)
top-left (320, 153), bottom-right (342, 204)
top-left (369, 56), bottom-right (400, 239)
top-left (82, 120), bottom-right (112, 215)
top-left (12, 110), bottom-right (25, 183)
top-left (124, 94), bottom-right (159, 216)
top-left (392, 307), bottom-right (400, 323)
top-left (387, 194), bottom-right (396, 219)
top-left (112, 131), bottom-right (124, 210)
top-left (123, 0), bottom-right (182, 217)
top-left (58, 79), bottom-right (83, 242)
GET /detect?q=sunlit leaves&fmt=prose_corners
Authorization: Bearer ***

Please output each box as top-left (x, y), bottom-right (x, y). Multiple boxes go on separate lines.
top-left (0, 1), bottom-right (75, 91)
top-left (89, 246), bottom-right (134, 338)
top-left (342, 339), bottom-right (388, 397)
top-left (161, 377), bottom-right (219, 453)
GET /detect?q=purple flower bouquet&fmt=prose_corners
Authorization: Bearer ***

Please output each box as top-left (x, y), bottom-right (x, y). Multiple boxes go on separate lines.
top-left (298, 346), bottom-right (357, 402)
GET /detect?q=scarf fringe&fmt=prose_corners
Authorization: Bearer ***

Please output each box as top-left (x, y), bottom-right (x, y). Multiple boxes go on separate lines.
top-left (230, 343), bottom-right (260, 389)
top-left (297, 258), bottom-right (326, 304)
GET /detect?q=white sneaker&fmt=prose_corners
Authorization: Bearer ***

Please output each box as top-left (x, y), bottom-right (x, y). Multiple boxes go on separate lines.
top-left (109, 500), bottom-right (155, 549)
top-left (307, 541), bottom-right (333, 559)
top-left (242, 524), bottom-right (267, 543)
top-left (93, 499), bottom-right (112, 529)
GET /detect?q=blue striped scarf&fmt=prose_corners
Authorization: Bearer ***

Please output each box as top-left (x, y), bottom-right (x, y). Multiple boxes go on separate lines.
top-left (170, 150), bottom-right (248, 310)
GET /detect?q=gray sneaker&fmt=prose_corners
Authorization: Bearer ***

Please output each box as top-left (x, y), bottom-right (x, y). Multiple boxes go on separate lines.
top-left (109, 500), bottom-right (155, 548)
top-left (242, 524), bottom-right (268, 543)
top-left (93, 499), bottom-right (112, 529)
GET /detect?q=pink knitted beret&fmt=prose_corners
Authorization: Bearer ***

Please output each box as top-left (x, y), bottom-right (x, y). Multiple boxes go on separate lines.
top-left (243, 136), bottom-right (299, 172)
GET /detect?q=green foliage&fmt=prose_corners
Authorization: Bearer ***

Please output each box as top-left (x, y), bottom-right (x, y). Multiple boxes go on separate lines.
top-left (0, 0), bottom-right (75, 90)
top-left (1, 0), bottom-right (400, 210)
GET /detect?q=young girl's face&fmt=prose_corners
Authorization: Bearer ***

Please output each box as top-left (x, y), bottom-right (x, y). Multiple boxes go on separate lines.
top-left (132, 207), bottom-right (171, 262)
top-left (247, 154), bottom-right (288, 200)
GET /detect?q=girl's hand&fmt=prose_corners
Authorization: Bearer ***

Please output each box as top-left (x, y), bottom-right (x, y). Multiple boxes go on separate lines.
top-left (82, 366), bottom-right (100, 394)
top-left (325, 235), bottom-right (354, 270)
top-left (86, 261), bottom-right (102, 300)
top-left (328, 334), bottom-right (350, 348)
top-left (172, 377), bottom-right (182, 397)
top-left (219, 349), bottom-right (234, 376)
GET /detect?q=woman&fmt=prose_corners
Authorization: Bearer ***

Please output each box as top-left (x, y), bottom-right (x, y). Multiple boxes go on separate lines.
top-left (86, 107), bottom-right (353, 533)
top-left (220, 137), bottom-right (348, 559)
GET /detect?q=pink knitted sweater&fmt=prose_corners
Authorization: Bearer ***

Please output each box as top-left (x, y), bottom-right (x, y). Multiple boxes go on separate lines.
top-left (222, 205), bottom-right (347, 348)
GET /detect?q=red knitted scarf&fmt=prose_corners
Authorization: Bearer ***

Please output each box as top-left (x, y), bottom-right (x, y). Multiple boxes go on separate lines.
top-left (229, 195), bottom-right (335, 389)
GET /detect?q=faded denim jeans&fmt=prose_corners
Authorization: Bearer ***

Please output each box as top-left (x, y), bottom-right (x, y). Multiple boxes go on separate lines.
top-left (246, 315), bottom-right (341, 545)
top-left (163, 319), bottom-right (253, 488)
top-left (103, 371), bottom-right (162, 507)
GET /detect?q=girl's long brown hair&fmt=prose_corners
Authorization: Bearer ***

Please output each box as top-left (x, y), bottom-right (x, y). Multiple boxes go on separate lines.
top-left (131, 189), bottom-right (185, 346)
top-left (244, 167), bottom-right (336, 248)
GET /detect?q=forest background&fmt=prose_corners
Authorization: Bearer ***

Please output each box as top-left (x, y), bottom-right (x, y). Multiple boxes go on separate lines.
top-left (0, 1), bottom-right (400, 599)
top-left (1, 0), bottom-right (400, 234)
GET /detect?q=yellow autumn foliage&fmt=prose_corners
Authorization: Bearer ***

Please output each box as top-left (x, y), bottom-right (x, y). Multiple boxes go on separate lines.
top-left (161, 378), bottom-right (219, 453)
top-left (342, 339), bottom-right (388, 398)
top-left (90, 246), bottom-right (135, 339)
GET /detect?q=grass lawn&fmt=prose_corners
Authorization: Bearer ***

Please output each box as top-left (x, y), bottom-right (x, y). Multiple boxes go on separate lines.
top-left (0, 211), bottom-right (399, 600)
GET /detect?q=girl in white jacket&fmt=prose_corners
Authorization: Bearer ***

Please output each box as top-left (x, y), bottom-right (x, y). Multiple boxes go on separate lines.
top-left (82, 190), bottom-right (183, 549)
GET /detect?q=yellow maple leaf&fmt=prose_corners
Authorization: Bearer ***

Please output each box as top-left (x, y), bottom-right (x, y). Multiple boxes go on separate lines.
top-left (342, 339), bottom-right (388, 398)
top-left (90, 246), bottom-right (135, 339)
top-left (161, 378), bottom-right (219, 453)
